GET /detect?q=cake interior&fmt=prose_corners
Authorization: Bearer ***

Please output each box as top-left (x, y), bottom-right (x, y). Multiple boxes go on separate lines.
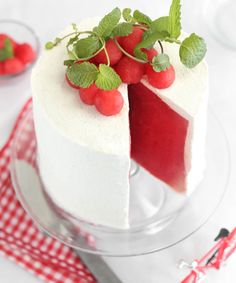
top-left (128, 83), bottom-right (189, 192)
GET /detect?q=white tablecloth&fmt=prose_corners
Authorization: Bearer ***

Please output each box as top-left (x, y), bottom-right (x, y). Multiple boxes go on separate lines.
top-left (1, 0), bottom-right (236, 282)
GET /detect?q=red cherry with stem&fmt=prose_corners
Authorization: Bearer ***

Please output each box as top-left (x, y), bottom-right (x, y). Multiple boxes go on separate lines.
top-left (95, 89), bottom-right (124, 116)
top-left (142, 48), bottom-right (158, 61)
top-left (118, 27), bottom-right (144, 56)
top-left (146, 64), bottom-right (175, 89)
top-left (114, 56), bottom-right (144, 84)
top-left (79, 83), bottom-right (100, 105)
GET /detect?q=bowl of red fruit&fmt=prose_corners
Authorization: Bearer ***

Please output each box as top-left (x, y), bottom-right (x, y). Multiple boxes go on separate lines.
top-left (0, 19), bottom-right (39, 78)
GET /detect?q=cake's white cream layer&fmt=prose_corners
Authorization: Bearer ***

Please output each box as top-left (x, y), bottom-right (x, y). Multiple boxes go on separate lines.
top-left (34, 96), bottom-right (130, 228)
top-left (32, 18), bottom-right (130, 229)
top-left (32, 17), bottom-right (208, 229)
top-left (148, 36), bottom-right (209, 119)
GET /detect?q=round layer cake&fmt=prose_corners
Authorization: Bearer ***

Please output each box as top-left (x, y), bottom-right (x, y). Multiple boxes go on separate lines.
top-left (31, 17), bottom-right (208, 229)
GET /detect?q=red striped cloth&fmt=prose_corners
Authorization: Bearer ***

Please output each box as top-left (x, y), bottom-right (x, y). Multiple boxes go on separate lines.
top-left (0, 98), bottom-right (97, 283)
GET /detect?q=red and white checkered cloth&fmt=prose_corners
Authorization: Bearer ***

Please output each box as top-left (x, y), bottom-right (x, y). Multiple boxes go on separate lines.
top-left (0, 98), bottom-right (97, 283)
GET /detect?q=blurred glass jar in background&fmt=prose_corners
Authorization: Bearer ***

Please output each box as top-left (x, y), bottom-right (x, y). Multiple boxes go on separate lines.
top-left (0, 20), bottom-right (39, 84)
top-left (204, 0), bottom-right (236, 50)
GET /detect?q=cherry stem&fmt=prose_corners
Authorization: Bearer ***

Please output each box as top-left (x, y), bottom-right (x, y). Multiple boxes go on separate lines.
top-left (57, 31), bottom-right (78, 43)
top-left (158, 41), bottom-right (164, 54)
top-left (103, 44), bottom-right (110, 66)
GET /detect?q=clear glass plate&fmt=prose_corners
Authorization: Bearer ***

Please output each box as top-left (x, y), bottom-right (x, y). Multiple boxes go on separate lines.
top-left (10, 106), bottom-right (230, 256)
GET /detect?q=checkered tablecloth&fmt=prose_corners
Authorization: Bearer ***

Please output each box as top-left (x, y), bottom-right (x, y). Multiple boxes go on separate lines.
top-left (0, 98), bottom-right (97, 283)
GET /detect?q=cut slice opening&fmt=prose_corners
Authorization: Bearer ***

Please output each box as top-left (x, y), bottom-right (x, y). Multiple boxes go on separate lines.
top-left (128, 83), bottom-right (189, 192)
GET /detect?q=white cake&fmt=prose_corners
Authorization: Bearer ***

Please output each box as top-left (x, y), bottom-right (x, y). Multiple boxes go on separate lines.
top-left (31, 18), bottom-right (209, 229)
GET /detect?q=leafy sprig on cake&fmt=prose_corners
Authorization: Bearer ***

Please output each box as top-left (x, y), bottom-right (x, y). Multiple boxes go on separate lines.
top-left (45, 0), bottom-right (207, 116)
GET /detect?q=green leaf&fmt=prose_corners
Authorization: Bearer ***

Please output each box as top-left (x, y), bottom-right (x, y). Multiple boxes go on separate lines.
top-left (112, 22), bottom-right (133, 37)
top-left (74, 36), bottom-right (101, 58)
top-left (95, 64), bottom-right (122, 90)
top-left (179, 33), bottom-right (207, 68)
top-left (67, 35), bottom-right (79, 47)
top-left (5, 38), bottom-right (13, 54)
top-left (94, 7), bottom-right (121, 38)
top-left (152, 17), bottom-right (169, 33)
top-left (152, 53), bottom-right (171, 72)
top-left (66, 62), bottom-right (99, 88)
top-left (134, 30), bottom-right (169, 60)
top-left (68, 50), bottom-right (78, 60)
top-left (142, 17), bottom-right (170, 41)
top-left (0, 38), bottom-right (13, 62)
top-left (64, 59), bottom-right (75, 66)
top-left (168, 0), bottom-right (181, 39)
top-left (133, 10), bottom-right (152, 26)
top-left (122, 8), bottom-right (133, 22)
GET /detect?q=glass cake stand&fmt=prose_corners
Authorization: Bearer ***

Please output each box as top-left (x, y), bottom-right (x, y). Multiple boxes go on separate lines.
top-left (10, 105), bottom-right (230, 257)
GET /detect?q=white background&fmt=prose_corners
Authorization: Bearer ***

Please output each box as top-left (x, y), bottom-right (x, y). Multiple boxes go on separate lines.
top-left (1, 0), bottom-right (236, 282)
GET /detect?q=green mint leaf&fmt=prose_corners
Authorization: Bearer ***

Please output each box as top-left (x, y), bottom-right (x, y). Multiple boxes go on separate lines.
top-left (142, 17), bottom-right (170, 41)
top-left (0, 38), bottom-right (13, 62)
top-left (5, 38), bottom-right (13, 54)
top-left (68, 50), bottom-right (78, 60)
top-left (66, 62), bottom-right (99, 88)
top-left (154, 16), bottom-right (169, 32)
top-left (74, 36), bottom-right (101, 58)
top-left (0, 50), bottom-right (5, 61)
top-left (122, 8), bottom-right (134, 22)
top-left (95, 64), bottom-right (122, 90)
top-left (152, 53), bottom-right (171, 72)
top-left (94, 7), bottom-right (121, 38)
top-left (134, 30), bottom-right (169, 60)
top-left (64, 59), bottom-right (75, 66)
top-left (112, 22), bottom-right (133, 37)
top-left (45, 41), bottom-right (54, 49)
top-left (168, 0), bottom-right (181, 39)
top-left (67, 35), bottom-right (79, 47)
top-left (179, 33), bottom-right (207, 68)
top-left (133, 10), bottom-right (152, 26)
top-left (165, 37), bottom-right (181, 44)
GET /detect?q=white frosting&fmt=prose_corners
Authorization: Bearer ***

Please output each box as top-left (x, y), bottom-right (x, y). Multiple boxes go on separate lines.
top-left (185, 84), bottom-right (209, 195)
top-left (34, 97), bottom-right (130, 228)
top-left (32, 18), bottom-right (209, 229)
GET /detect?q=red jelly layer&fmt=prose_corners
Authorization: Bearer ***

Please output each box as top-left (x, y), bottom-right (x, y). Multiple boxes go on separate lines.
top-left (128, 83), bottom-right (189, 192)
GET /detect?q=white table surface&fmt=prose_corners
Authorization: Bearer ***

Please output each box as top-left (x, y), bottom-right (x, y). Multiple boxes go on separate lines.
top-left (1, 0), bottom-right (236, 282)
